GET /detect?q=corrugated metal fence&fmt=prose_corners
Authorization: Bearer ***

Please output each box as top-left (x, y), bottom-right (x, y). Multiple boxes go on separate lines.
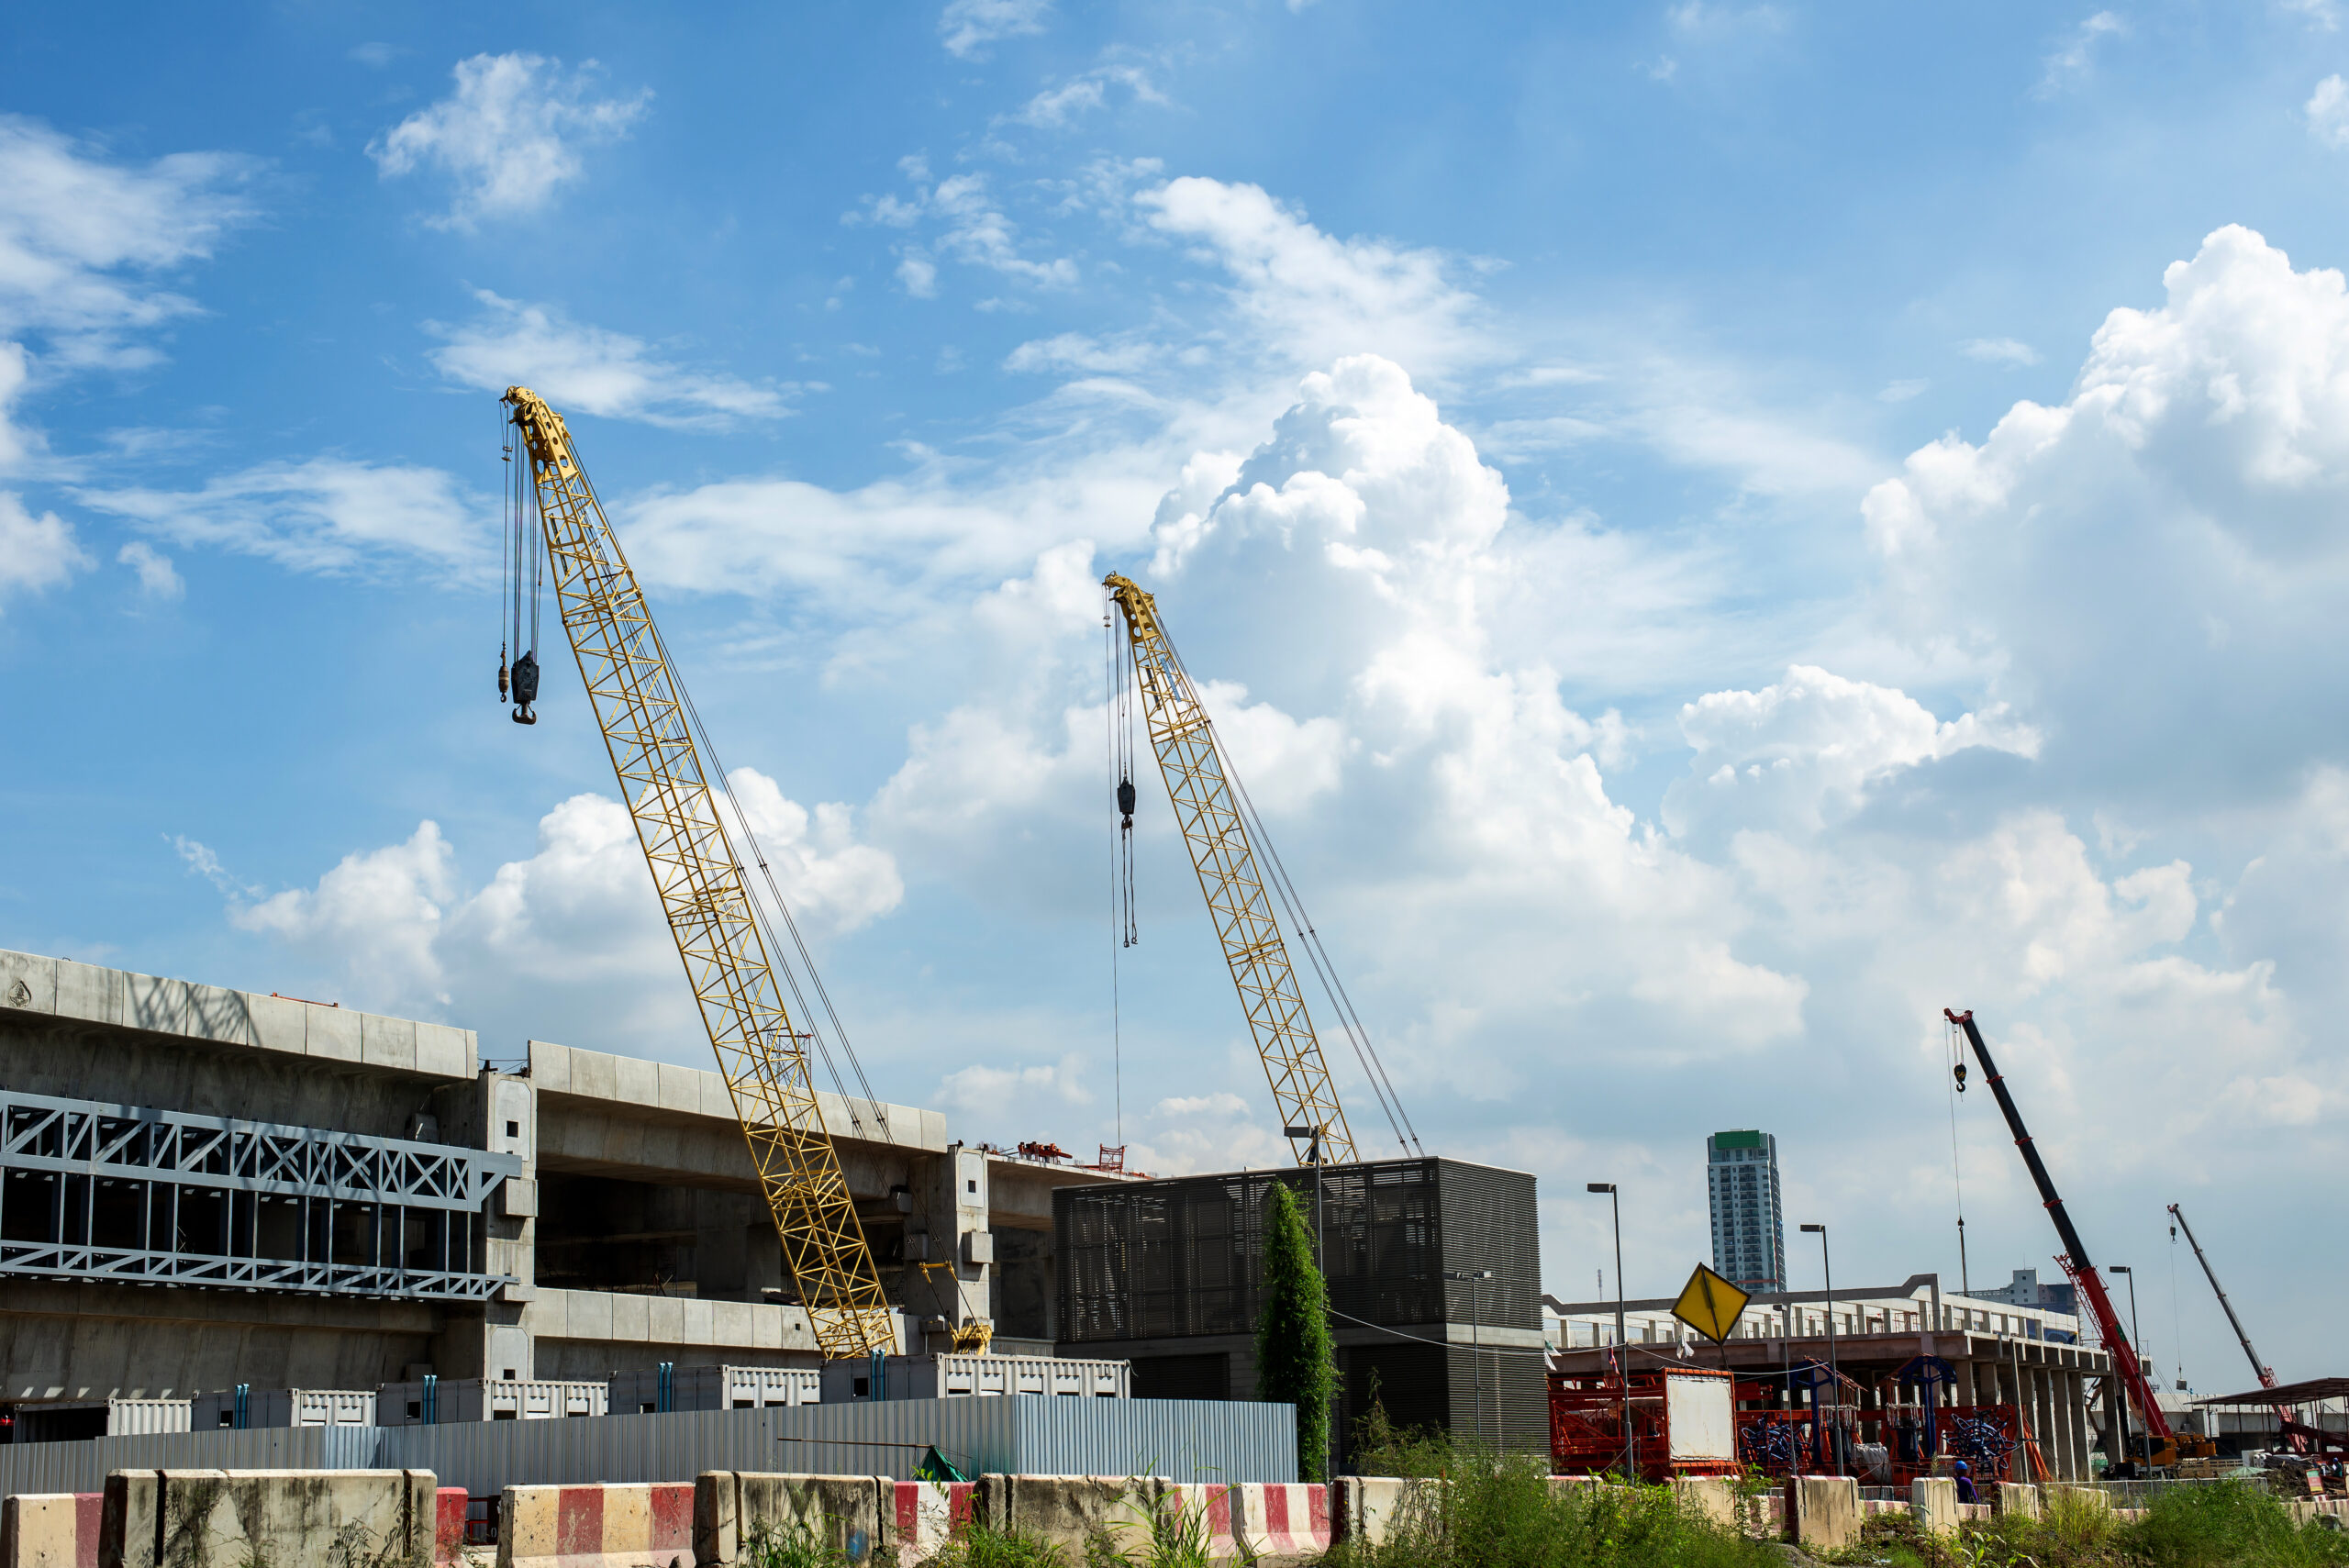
top-left (0, 1397), bottom-right (1296, 1499)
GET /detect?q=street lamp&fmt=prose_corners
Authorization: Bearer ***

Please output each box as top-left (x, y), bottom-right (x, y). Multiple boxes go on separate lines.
top-left (1586, 1183), bottom-right (1630, 1473)
top-left (1283, 1124), bottom-right (1332, 1482)
top-left (1800, 1224), bottom-right (1837, 1472)
top-left (1445, 1269), bottom-right (1497, 1448)
top-left (2110, 1265), bottom-right (2151, 1473)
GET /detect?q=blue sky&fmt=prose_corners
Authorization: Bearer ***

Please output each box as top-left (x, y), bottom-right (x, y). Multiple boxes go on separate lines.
top-left (6, 0), bottom-right (2349, 1387)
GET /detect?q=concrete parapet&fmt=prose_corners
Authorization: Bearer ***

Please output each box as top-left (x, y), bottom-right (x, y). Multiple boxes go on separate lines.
top-left (2, 1491), bottom-right (100, 1568)
top-left (1333, 1477), bottom-right (1426, 1548)
top-left (1992, 1483), bottom-right (2042, 1518)
top-left (890, 1482), bottom-right (974, 1562)
top-left (1787, 1476), bottom-right (1859, 1553)
top-left (1247, 1484), bottom-right (1330, 1558)
top-left (97, 1467), bottom-right (438, 1568)
top-left (696, 1473), bottom-right (888, 1567)
top-left (1668, 1476), bottom-right (1736, 1529)
top-left (1909, 1477), bottom-right (1959, 1538)
top-left (498, 1482), bottom-right (692, 1568)
top-left (975, 1474), bottom-right (1163, 1549)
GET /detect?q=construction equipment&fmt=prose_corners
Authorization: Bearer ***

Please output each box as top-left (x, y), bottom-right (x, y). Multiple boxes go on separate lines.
top-left (2169, 1202), bottom-right (2304, 1453)
top-left (1102, 573), bottom-right (1419, 1168)
top-left (1944, 1009), bottom-right (2206, 1468)
top-left (501, 388), bottom-right (895, 1358)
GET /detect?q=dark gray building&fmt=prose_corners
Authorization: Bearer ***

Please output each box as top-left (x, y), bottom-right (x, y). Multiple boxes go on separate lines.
top-left (1053, 1158), bottom-right (1546, 1457)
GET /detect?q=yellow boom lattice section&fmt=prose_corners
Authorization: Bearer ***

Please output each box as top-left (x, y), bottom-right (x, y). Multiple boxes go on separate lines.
top-left (505, 387), bottom-right (892, 1358)
top-left (1105, 573), bottom-right (1356, 1167)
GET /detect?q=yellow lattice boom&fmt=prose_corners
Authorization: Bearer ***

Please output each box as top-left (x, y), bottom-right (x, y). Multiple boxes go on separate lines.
top-left (1105, 572), bottom-right (1356, 1166)
top-left (505, 387), bottom-right (893, 1358)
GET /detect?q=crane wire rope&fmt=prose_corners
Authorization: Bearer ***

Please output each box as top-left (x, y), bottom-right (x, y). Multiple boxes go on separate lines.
top-left (1945, 1015), bottom-right (1971, 1298)
top-left (1148, 617), bottom-right (1422, 1158)
top-left (562, 456), bottom-right (892, 1149)
top-left (1102, 598), bottom-right (1133, 1147)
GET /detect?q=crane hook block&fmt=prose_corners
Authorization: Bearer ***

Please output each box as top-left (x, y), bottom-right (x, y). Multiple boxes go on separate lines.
top-left (497, 647), bottom-right (510, 702)
top-left (1117, 777), bottom-right (1136, 825)
top-left (1953, 1062), bottom-right (1968, 1093)
top-left (510, 651), bottom-right (540, 725)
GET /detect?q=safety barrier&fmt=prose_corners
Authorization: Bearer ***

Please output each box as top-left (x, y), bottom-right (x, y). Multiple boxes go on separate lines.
top-left (96, 1467), bottom-right (439, 1568)
top-left (1251, 1483), bottom-right (1330, 1557)
top-left (499, 1481), bottom-right (694, 1568)
top-left (0, 1491), bottom-right (99, 1568)
top-left (1787, 1475), bottom-right (1859, 1553)
top-left (435, 1487), bottom-right (468, 1564)
top-left (891, 1480), bottom-right (975, 1561)
top-left (696, 1473), bottom-right (891, 1566)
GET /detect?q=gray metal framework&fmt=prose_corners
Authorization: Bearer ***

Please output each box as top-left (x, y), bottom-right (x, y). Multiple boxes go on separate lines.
top-left (0, 1087), bottom-right (521, 1301)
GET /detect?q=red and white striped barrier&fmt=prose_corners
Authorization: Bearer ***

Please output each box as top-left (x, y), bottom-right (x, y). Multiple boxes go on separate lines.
top-left (1161, 1484), bottom-right (1242, 1558)
top-left (434, 1488), bottom-right (468, 1565)
top-left (499, 1482), bottom-right (695, 1568)
top-left (0, 1492), bottom-right (100, 1568)
top-left (891, 1480), bottom-right (974, 1559)
top-left (1252, 1484), bottom-right (1330, 1557)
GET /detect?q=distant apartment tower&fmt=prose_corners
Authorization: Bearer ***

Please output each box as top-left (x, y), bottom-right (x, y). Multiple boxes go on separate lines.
top-left (1707, 1130), bottom-right (1786, 1290)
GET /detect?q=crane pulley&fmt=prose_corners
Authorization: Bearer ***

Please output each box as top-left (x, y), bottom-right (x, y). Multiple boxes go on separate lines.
top-left (501, 387), bottom-right (896, 1358)
top-left (1104, 571), bottom-right (1419, 1168)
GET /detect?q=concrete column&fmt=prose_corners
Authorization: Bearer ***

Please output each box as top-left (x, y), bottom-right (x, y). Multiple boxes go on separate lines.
top-left (2065, 1371), bottom-right (2090, 1481)
top-left (2031, 1363), bottom-right (2057, 1480)
top-left (1957, 1354), bottom-right (1977, 1407)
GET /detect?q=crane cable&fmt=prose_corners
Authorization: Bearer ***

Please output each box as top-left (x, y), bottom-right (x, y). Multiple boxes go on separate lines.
top-left (1102, 595), bottom-right (1134, 1149)
top-left (1146, 617), bottom-right (1422, 1159)
top-left (559, 453), bottom-right (893, 1148)
top-left (1945, 1015), bottom-right (1971, 1298)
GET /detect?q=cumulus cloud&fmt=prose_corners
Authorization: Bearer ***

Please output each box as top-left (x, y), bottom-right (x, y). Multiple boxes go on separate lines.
top-left (934, 1053), bottom-right (1092, 1122)
top-left (75, 458), bottom-right (487, 579)
top-left (220, 776), bottom-right (901, 1044)
top-left (2310, 74), bottom-right (2349, 149)
top-left (117, 539), bottom-right (183, 598)
top-left (1006, 66), bottom-right (1165, 128)
top-left (852, 169), bottom-right (1077, 294)
top-left (368, 53), bottom-right (650, 228)
top-left (428, 291), bottom-right (796, 426)
top-left (940, 0), bottom-right (1052, 59)
top-left (0, 490), bottom-right (89, 604)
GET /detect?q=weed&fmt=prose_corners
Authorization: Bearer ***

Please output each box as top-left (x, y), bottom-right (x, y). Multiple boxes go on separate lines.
top-left (931, 1520), bottom-right (1069, 1568)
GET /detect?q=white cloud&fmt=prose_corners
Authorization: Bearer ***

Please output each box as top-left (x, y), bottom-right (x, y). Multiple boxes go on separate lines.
top-left (2309, 74), bottom-right (2349, 149)
top-left (1003, 332), bottom-right (1154, 375)
top-left (117, 539), bottom-right (182, 598)
top-left (1880, 378), bottom-right (1928, 403)
top-left (2036, 12), bottom-right (2124, 98)
top-left (172, 835), bottom-right (259, 898)
top-left (934, 1053), bottom-right (1092, 1123)
top-left (897, 254), bottom-right (940, 299)
top-left (224, 777), bottom-right (900, 1035)
top-left (75, 457), bottom-right (486, 579)
top-left (853, 170), bottom-right (1077, 294)
top-left (367, 53), bottom-right (650, 228)
top-left (2280, 0), bottom-right (2341, 29)
top-left (940, 0), bottom-right (1052, 59)
top-left (1138, 178), bottom-right (1486, 375)
top-left (1007, 66), bottom-right (1165, 129)
top-left (428, 291), bottom-right (794, 426)
top-left (0, 490), bottom-right (89, 603)
top-left (1961, 337), bottom-right (2042, 366)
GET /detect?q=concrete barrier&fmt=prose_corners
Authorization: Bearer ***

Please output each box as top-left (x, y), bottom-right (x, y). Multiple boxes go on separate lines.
top-left (891, 1480), bottom-right (974, 1561)
top-left (1158, 1483), bottom-right (1241, 1560)
top-left (498, 1482), bottom-right (693, 1568)
top-left (975, 1474), bottom-right (1163, 1547)
top-left (434, 1488), bottom-right (468, 1565)
top-left (1333, 1477), bottom-right (1425, 1548)
top-left (2046, 1484), bottom-right (2111, 1517)
top-left (1664, 1477), bottom-right (1736, 1529)
top-left (1249, 1484), bottom-right (1330, 1558)
top-left (1909, 1477), bottom-right (1959, 1538)
top-left (97, 1468), bottom-right (438, 1568)
top-left (1992, 1483), bottom-right (2042, 1518)
top-left (696, 1473), bottom-right (889, 1566)
top-left (1, 1492), bottom-right (100, 1568)
top-left (1787, 1476), bottom-right (1858, 1554)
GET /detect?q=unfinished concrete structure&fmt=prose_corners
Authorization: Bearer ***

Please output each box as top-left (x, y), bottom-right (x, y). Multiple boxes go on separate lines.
top-left (0, 946), bottom-right (1122, 1420)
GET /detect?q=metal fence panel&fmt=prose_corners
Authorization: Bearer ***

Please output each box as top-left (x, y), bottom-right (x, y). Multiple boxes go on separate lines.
top-left (0, 1423), bottom-right (379, 1497)
top-left (1011, 1397), bottom-right (1297, 1484)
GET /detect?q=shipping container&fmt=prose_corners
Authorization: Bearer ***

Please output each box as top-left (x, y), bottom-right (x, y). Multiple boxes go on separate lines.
top-left (820, 1353), bottom-right (1130, 1403)
top-left (8, 1399), bottom-right (193, 1443)
top-left (192, 1388), bottom-right (376, 1429)
top-left (375, 1378), bottom-right (608, 1424)
top-left (608, 1364), bottom-right (820, 1414)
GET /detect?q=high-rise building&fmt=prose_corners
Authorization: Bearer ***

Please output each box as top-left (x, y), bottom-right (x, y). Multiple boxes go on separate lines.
top-left (1707, 1130), bottom-right (1786, 1290)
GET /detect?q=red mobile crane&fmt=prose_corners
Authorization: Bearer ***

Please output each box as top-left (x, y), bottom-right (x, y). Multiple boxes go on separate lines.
top-left (1944, 1009), bottom-right (2202, 1469)
top-left (2168, 1202), bottom-right (2307, 1454)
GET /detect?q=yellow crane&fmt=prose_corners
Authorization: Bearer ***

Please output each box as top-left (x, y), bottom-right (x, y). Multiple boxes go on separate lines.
top-left (1104, 572), bottom-right (1419, 1168)
top-left (502, 387), bottom-right (895, 1359)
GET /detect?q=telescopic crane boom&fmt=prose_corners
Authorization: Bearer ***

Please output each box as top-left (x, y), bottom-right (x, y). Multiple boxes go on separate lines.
top-left (1105, 572), bottom-right (1419, 1168)
top-left (502, 387), bottom-right (894, 1358)
top-left (1944, 1008), bottom-right (2175, 1456)
top-left (2168, 1202), bottom-right (2302, 1452)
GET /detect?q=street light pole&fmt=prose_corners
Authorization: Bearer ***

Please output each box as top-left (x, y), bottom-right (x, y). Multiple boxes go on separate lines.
top-left (1445, 1269), bottom-right (1497, 1448)
top-left (1284, 1124), bottom-right (1332, 1481)
top-left (2111, 1265), bottom-right (2149, 1473)
top-left (1587, 1184), bottom-right (1629, 1474)
top-left (1801, 1223), bottom-right (1837, 1473)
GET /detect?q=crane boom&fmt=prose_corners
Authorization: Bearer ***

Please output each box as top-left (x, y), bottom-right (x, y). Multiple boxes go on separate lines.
top-left (1105, 573), bottom-right (1357, 1167)
top-left (2169, 1202), bottom-right (2301, 1451)
top-left (1944, 1008), bottom-right (2173, 1445)
top-left (504, 387), bottom-right (894, 1358)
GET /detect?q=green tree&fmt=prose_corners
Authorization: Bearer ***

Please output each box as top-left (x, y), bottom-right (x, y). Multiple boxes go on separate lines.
top-left (1256, 1181), bottom-right (1336, 1482)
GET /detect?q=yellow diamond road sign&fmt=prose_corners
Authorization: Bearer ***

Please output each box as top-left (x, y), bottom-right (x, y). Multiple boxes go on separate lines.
top-left (1672, 1263), bottom-right (1751, 1344)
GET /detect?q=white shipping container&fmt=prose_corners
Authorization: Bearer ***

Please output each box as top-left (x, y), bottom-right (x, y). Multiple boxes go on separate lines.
top-left (820, 1354), bottom-right (1130, 1403)
top-left (375, 1378), bottom-right (608, 1425)
top-left (192, 1389), bottom-right (376, 1429)
top-left (106, 1398), bottom-right (193, 1435)
top-left (608, 1364), bottom-right (820, 1414)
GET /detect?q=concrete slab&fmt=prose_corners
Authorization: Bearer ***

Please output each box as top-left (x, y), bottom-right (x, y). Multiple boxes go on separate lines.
top-left (184, 984), bottom-right (254, 1047)
top-left (362, 1012), bottom-right (418, 1072)
top-left (657, 1064), bottom-right (700, 1117)
top-left (53, 960), bottom-right (121, 1025)
top-left (529, 1040), bottom-right (572, 1094)
top-left (123, 972), bottom-right (192, 1036)
top-left (713, 1302), bottom-right (754, 1348)
top-left (569, 1293), bottom-right (616, 1343)
top-left (0, 950), bottom-right (59, 1015)
top-left (573, 1051), bottom-right (620, 1103)
top-left (417, 1022), bottom-right (473, 1079)
top-left (615, 1056), bottom-right (659, 1113)
top-left (610, 1294), bottom-right (651, 1344)
top-left (682, 1299), bottom-right (715, 1348)
top-left (649, 1296), bottom-right (686, 1346)
top-left (249, 992), bottom-right (308, 1057)
top-left (307, 1005), bottom-right (363, 1064)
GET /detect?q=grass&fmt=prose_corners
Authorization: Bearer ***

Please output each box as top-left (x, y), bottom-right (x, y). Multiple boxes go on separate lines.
top-left (1824, 1478), bottom-right (2349, 1568)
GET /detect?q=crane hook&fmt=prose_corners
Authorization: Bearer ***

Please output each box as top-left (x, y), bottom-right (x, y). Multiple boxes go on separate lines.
top-left (1116, 776), bottom-right (1136, 829)
top-left (510, 650), bottom-right (540, 726)
top-left (1953, 1062), bottom-right (1968, 1093)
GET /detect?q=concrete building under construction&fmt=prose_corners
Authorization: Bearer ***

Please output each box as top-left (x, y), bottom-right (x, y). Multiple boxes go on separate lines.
top-left (0, 945), bottom-right (1117, 1426)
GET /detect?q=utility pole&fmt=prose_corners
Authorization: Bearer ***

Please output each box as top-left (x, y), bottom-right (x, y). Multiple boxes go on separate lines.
top-left (1802, 1223), bottom-right (1837, 1472)
top-left (1446, 1269), bottom-right (1497, 1448)
top-left (2111, 1265), bottom-right (2152, 1473)
top-left (1587, 1184), bottom-right (1628, 1473)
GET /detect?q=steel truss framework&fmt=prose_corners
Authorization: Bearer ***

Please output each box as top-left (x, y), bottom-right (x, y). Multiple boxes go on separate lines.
top-left (504, 387), bottom-right (893, 1359)
top-left (1105, 573), bottom-right (1356, 1166)
top-left (0, 1087), bottom-right (520, 1301)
